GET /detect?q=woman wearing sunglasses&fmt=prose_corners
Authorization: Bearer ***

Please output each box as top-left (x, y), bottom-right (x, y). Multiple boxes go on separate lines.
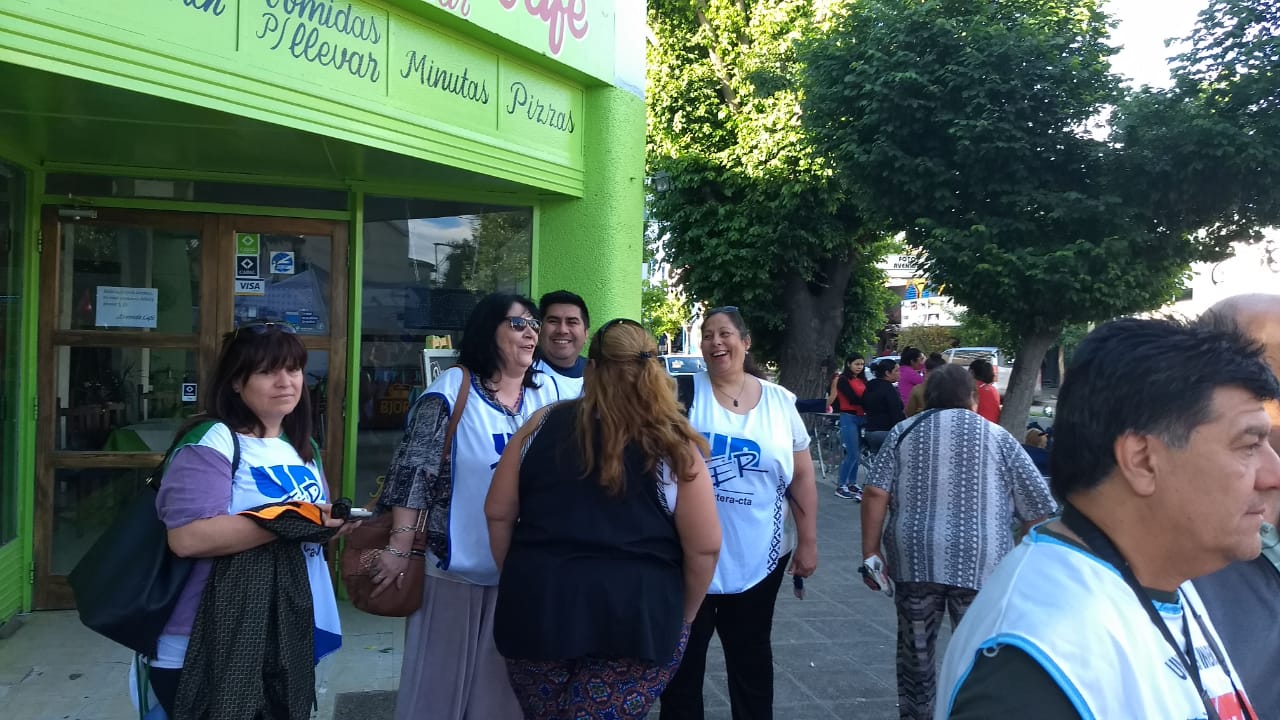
top-left (149, 321), bottom-right (354, 717)
top-left (484, 318), bottom-right (722, 719)
top-left (660, 306), bottom-right (819, 720)
top-left (375, 292), bottom-right (562, 720)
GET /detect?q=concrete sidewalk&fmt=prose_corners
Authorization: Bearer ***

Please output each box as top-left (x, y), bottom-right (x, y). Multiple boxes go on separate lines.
top-left (1, 465), bottom-right (906, 719)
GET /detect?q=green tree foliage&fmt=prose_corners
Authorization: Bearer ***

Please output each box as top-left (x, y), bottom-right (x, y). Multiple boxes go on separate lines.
top-left (802, 0), bottom-right (1265, 433)
top-left (647, 0), bottom-right (889, 397)
top-left (896, 325), bottom-right (957, 357)
top-left (642, 280), bottom-right (692, 350)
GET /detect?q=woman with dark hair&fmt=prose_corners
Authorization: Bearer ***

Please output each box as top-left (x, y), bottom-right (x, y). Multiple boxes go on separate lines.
top-left (863, 359), bottom-right (906, 454)
top-left (374, 292), bottom-right (562, 720)
top-left (827, 353), bottom-right (867, 501)
top-left (660, 306), bottom-right (818, 720)
top-left (897, 347), bottom-right (926, 406)
top-left (860, 363), bottom-right (1054, 720)
top-left (150, 322), bottom-right (353, 717)
top-left (968, 358), bottom-right (1001, 423)
top-left (486, 318), bottom-right (722, 719)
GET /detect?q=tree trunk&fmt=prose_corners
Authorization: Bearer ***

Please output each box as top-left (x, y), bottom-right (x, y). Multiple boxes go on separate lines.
top-left (998, 328), bottom-right (1060, 437)
top-left (776, 255), bottom-right (858, 400)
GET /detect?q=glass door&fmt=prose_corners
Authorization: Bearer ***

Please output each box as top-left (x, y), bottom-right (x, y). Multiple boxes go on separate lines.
top-left (33, 210), bottom-right (347, 609)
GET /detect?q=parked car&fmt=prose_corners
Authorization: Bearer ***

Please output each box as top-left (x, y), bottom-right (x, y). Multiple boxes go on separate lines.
top-left (661, 354), bottom-right (707, 375)
top-left (941, 347), bottom-right (1001, 379)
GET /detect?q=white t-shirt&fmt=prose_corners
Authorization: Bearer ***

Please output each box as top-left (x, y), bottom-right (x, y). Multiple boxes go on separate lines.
top-left (686, 372), bottom-right (809, 594)
top-left (423, 367), bottom-right (562, 585)
top-left (533, 358), bottom-right (584, 398)
top-left (154, 423), bottom-right (340, 669)
top-left (936, 527), bottom-right (1256, 719)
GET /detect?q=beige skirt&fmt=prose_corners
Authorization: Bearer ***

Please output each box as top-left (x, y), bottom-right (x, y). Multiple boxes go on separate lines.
top-left (395, 573), bottom-right (522, 720)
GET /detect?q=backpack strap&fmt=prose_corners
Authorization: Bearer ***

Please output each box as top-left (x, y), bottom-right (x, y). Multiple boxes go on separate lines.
top-left (894, 408), bottom-right (942, 453)
top-left (676, 374), bottom-right (695, 416)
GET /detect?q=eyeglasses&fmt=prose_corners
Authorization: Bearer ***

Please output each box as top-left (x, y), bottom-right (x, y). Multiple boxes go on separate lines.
top-left (707, 305), bottom-right (740, 316)
top-left (234, 321), bottom-right (298, 340)
top-left (506, 317), bottom-right (541, 333)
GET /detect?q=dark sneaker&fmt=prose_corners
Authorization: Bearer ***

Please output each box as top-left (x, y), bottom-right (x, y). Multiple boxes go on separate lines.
top-left (834, 486), bottom-right (855, 500)
top-left (853, 487), bottom-right (864, 503)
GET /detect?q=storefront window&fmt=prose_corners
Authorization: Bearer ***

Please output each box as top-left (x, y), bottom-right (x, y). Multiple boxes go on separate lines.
top-left (0, 164), bottom-right (23, 544)
top-left (354, 196), bottom-right (532, 504)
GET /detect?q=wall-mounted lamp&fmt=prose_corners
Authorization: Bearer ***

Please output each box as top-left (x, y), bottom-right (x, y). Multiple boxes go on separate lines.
top-left (58, 207), bottom-right (97, 221)
top-left (645, 171), bottom-right (672, 193)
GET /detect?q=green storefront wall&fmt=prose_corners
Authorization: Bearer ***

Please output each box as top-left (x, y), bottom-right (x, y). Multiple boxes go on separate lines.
top-left (0, 0), bottom-right (644, 618)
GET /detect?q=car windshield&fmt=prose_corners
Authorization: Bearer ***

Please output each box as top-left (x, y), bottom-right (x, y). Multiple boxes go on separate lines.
top-left (665, 356), bottom-right (707, 374)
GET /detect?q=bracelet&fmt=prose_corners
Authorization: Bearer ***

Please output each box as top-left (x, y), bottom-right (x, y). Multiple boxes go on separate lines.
top-left (382, 545), bottom-right (412, 559)
top-left (389, 526), bottom-right (417, 534)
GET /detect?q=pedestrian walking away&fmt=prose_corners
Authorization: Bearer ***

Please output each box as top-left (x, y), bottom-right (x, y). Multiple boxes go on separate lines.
top-left (860, 363), bottom-right (1055, 720)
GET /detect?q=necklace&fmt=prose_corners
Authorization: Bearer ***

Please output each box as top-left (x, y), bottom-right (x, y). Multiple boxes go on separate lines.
top-left (714, 374), bottom-right (750, 408)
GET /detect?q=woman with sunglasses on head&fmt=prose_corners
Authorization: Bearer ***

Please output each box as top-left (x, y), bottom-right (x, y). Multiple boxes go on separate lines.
top-left (149, 321), bottom-right (354, 718)
top-left (485, 318), bottom-right (722, 719)
top-left (374, 292), bottom-right (561, 720)
top-left (659, 306), bottom-right (819, 720)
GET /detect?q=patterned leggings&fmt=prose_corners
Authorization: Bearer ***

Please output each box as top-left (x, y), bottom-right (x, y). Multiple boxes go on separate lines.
top-left (894, 582), bottom-right (977, 720)
top-left (505, 624), bottom-right (691, 720)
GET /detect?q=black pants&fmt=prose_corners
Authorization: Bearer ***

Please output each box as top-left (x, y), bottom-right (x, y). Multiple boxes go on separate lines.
top-left (659, 554), bottom-right (789, 720)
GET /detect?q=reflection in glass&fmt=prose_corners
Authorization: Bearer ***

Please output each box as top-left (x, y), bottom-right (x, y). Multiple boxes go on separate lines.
top-left (58, 222), bottom-right (200, 333)
top-left (232, 233), bottom-right (332, 334)
top-left (0, 162), bottom-right (22, 544)
top-left (55, 346), bottom-right (198, 451)
top-left (354, 197), bottom-right (532, 505)
top-left (305, 350), bottom-right (329, 448)
top-left (51, 467), bottom-right (148, 574)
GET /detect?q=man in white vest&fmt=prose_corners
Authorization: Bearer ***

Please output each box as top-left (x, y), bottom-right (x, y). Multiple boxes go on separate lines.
top-left (1194, 294), bottom-right (1280, 720)
top-left (936, 317), bottom-right (1280, 720)
top-left (532, 290), bottom-right (589, 398)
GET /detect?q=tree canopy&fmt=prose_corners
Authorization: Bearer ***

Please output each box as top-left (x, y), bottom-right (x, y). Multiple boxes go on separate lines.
top-left (802, 0), bottom-right (1274, 432)
top-left (647, 0), bottom-right (889, 396)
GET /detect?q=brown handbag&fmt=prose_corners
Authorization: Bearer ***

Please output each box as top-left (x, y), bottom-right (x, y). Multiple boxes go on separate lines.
top-left (341, 368), bottom-right (471, 616)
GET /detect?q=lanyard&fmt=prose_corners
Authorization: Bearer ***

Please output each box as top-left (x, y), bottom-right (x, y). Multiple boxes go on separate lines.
top-left (1060, 504), bottom-right (1254, 720)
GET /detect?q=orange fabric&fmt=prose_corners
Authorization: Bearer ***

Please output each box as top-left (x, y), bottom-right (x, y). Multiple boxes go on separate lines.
top-left (975, 383), bottom-right (1001, 423)
top-left (238, 501), bottom-right (323, 524)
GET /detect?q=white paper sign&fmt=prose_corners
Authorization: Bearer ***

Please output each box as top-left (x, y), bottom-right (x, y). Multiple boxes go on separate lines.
top-left (95, 286), bottom-right (158, 329)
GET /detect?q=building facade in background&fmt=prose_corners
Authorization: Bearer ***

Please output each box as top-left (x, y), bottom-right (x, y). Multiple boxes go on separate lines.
top-left (0, 0), bottom-right (647, 618)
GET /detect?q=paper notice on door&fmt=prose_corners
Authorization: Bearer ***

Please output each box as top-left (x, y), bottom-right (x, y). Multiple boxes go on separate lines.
top-left (95, 286), bottom-right (158, 329)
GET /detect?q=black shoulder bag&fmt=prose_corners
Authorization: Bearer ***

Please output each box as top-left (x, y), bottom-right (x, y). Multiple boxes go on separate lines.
top-left (69, 422), bottom-right (241, 657)
top-left (1060, 504), bottom-right (1254, 720)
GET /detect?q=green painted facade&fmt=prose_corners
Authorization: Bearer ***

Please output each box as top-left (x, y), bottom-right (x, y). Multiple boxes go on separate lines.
top-left (0, 0), bottom-right (645, 619)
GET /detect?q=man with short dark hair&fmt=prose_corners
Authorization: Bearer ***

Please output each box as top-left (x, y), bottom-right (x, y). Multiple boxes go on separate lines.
top-left (535, 290), bottom-right (590, 398)
top-left (1194, 293), bottom-right (1280, 720)
top-left (861, 363), bottom-right (1054, 720)
top-left (938, 317), bottom-right (1280, 720)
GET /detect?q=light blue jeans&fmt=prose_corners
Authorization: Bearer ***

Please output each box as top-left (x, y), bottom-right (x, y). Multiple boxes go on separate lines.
top-left (838, 413), bottom-right (864, 489)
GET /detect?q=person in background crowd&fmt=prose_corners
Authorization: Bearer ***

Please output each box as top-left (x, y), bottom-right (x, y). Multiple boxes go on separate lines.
top-left (904, 353), bottom-right (946, 417)
top-left (828, 353), bottom-right (867, 501)
top-left (969, 359), bottom-right (1001, 423)
top-left (533, 289), bottom-right (590, 398)
top-left (897, 347), bottom-right (926, 406)
top-left (1194, 293), bottom-right (1280, 720)
top-left (486, 318), bottom-right (722, 719)
top-left (152, 322), bottom-right (353, 718)
top-left (861, 364), bottom-right (1054, 720)
top-left (375, 293), bottom-right (562, 720)
top-left (660, 306), bottom-right (818, 720)
top-left (863, 359), bottom-right (906, 455)
top-left (938, 318), bottom-right (1278, 720)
